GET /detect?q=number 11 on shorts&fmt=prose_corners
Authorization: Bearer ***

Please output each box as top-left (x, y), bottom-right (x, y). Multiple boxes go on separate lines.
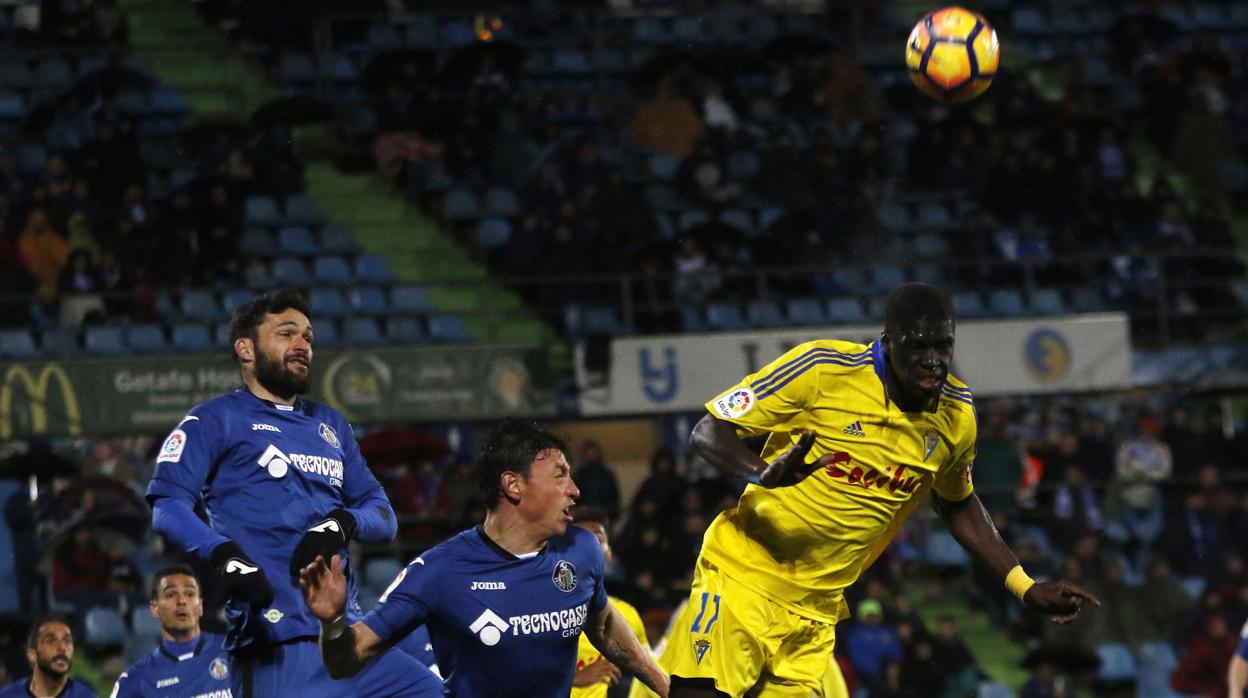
top-left (690, 592), bottom-right (721, 633)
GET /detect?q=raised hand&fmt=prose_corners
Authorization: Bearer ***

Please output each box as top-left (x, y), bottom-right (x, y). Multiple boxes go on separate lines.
top-left (1024, 580), bottom-right (1102, 624)
top-left (299, 553), bottom-right (348, 623)
top-left (757, 431), bottom-right (836, 488)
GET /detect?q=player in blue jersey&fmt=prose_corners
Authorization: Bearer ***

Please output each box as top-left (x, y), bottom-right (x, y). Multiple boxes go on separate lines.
top-left (0, 613), bottom-right (96, 698)
top-left (145, 290), bottom-right (442, 698)
top-left (298, 419), bottom-right (670, 697)
top-left (112, 564), bottom-right (233, 698)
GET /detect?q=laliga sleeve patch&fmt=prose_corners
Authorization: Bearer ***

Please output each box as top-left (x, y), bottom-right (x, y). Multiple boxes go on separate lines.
top-left (712, 387), bottom-right (755, 419)
top-left (157, 429), bottom-right (187, 464)
top-left (379, 565), bottom-right (409, 603)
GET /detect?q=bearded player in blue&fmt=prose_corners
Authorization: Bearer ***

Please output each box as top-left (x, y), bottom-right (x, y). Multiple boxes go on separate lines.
top-left (298, 419), bottom-right (670, 697)
top-left (145, 290), bottom-right (442, 698)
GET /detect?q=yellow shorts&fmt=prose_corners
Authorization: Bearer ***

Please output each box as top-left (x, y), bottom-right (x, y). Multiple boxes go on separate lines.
top-left (659, 558), bottom-right (842, 698)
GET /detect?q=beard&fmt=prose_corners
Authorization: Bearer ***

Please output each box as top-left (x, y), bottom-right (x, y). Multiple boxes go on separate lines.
top-left (37, 655), bottom-right (69, 680)
top-left (254, 348), bottom-right (310, 398)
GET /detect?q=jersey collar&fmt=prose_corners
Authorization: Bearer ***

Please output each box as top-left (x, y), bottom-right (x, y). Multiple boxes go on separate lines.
top-left (475, 525), bottom-right (546, 561)
top-left (24, 678), bottom-right (73, 698)
top-left (158, 634), bottom-right (205, 661)
top-left (240, 388), bottom-right (308, 414)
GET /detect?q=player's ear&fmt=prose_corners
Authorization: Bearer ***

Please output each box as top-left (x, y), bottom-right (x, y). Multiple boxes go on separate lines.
top-left (500, 471), bottom-right (523, 502)
top-left (234, 337), bottom-right (254, 363)
top-left (26, 645), bottom-right (35, 665)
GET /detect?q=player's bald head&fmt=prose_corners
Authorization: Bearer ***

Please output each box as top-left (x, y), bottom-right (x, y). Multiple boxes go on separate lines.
top-left (884, 283), bottom-right (954, 335)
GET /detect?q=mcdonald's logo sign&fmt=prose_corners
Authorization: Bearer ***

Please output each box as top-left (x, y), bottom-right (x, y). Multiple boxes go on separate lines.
top-left (0, 364), bottom-right (82, 438)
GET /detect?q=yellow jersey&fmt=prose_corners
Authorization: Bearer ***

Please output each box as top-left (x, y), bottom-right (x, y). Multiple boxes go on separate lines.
top-left (700, 339), bottom-right (976, 623)
top-left (572, 596), bottom-right (649, 698)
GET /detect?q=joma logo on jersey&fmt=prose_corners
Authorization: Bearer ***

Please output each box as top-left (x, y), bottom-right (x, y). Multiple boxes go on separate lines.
top-left (508, 603), bottom-right (588, 638)
top-left (251, 423), bottom-right (281, 433)
top-left (824, 452), bottom-right (919, 494)
top-left (471, 581), bottom-right (507, 590)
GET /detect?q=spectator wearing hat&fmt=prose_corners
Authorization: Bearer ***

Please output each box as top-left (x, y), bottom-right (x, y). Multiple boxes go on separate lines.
top-left (841, 599), bottom-right (903, 695)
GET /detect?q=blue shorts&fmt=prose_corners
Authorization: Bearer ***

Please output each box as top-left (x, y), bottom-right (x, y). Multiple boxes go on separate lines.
top-left (231, 636), bottom-right (444, 697)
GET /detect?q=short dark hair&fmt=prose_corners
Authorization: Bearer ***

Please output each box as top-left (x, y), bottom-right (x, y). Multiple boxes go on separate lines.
top-left (150, 563), bottom-right (199, 600)
top-left (572, 506), bottom-right (609, 527)
top-left (884, 282), bottom-right (954, 334)
top-left (27, 612), bottom-right (72, 650)
top-left (228, 289), bottom-right (311, 361)
top-left (475, 419), bottom-right (567, 510)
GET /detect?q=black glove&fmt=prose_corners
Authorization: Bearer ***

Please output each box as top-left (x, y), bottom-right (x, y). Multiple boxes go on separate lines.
top-left (289, 508), bottom-right (356, 579)
top-left (210, 541), bottom-right (275, 608)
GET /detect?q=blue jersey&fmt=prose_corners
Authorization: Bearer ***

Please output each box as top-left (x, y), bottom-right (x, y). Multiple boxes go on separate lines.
top-left (112, 633), bottom-right (232, 698)
top-left (0, 677), bottom-right (97, 698)
top-left (363, 525), bottom-right (609, 698)
top-left (146, 390), bottom-right (389, 644)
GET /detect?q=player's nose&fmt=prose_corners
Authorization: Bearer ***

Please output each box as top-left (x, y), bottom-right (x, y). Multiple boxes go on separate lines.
top-left (567, 478), bottom-right (581, 499)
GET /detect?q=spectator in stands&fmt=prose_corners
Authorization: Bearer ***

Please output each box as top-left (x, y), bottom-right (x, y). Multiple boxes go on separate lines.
top-left (569, 441), bottom-right (619, 519)
top-left (671, 237), bottom-right (717, 305)
top-left (51, 526), bottom-right (111, 609)
top-left (932, 615), bottom-right (981, 696)
top-left (1134, 556), bottom-right (1195, 649)
top-left (57, 249), bottom-right (99, 295)
top-left (0, 613), bottom-right (94, 698)
top-left (971, 413), bottom-right (1024, 512)
top-left (898, 637), bottom-right (945, 698)
top-left (1171, 612), bottom-right (1237, 698)
top-left (1112, 415), bottom-right (1172, 565)
top-left (628, 75), bottom-right (706, 158)
top-left (1168, 490), bottom-right (1227, 580)
top-left (841, 598), bottom-right (903, 695)
top-left (1049, 465), bottom-right (1106, 548)
top-left (18, 208), bottom-right (69, 301)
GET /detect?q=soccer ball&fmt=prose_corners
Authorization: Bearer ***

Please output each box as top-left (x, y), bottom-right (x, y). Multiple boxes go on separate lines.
top-left (905, 6), bottom-right (1000, 103)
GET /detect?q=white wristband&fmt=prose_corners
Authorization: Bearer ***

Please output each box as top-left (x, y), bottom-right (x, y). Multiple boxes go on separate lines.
top-left (322, 614), bottom-right (346, 641)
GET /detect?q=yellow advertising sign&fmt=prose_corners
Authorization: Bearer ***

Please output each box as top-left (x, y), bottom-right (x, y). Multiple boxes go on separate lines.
top-left (0, 364), bottom-right (82, 438)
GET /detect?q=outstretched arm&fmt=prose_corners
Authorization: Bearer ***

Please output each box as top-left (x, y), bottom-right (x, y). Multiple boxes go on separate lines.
top-left (299, 554), bottom-right (387, 678)
top-left (689, 414), bottom-right (831, 488)
top-left (584, 602), bottom-right (668, 698)
top-left (934, 492), bottom-right (1101, 623)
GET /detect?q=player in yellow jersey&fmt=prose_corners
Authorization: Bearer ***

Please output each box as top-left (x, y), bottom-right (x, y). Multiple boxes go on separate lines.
top-left (572, 506), bottom-right (652, 698)
top-left (662, 283), bottom-right (1101, 698)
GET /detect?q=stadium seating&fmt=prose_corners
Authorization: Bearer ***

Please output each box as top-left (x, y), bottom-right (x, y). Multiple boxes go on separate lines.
top-left (84, 607), bottom-right (128, 647)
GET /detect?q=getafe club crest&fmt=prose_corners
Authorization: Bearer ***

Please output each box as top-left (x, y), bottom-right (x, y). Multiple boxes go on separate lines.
top-left (319, 423), bottom-right (340, 449)
top-left (694, 639), bottom-right (711, 665)
top-left (552, 560), bottom-right (577, 592)
top-left (209, 657), bottom-right (229, 680)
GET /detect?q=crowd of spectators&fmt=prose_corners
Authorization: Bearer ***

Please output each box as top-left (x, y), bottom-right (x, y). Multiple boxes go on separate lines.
top-left (3, 387), bottom-right (1246, 694)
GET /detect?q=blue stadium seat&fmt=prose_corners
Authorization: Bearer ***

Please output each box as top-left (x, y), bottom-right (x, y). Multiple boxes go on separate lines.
top-left (364, 558), bottom-right (403, 589)
top-left (916, 202), bottom-right (953, 229)
top-left (40, 329), bottom-right (78, 356)
top-left (745, 301), bottom-right (785, 328)
top-left (987, 289), bottom-right (1026, 316)
top-left (757, 207), bottom-right (785, 230)
top-left (923, 531), bottom-right (971, 567)
top-left (390, 286), bottom-right (431, 314)
top-left (284, 194), bottom-right (322, 225)
top-left (678, 210), bottom-right (710, 230)
top-left (551, 49), bottom-right (592, 74)
top-left (826, 297), bottom-right (865, 324)
top-left (222, 290), bottom-right (253, 315)
top-left (129, 606), bottom-right (162, 643)
top-left (319, 224), bottom-right (358, 254)
top-left (179, 290), bottom-right (220, 320)
top-left (84, 327), bottom-right (126, 355)
top-left (127, 325), bottom-right (170, 354)
top-left (870, 264), bottom-right (908, 292)
top-left (584, 308), bottom-right (625, 336)
top-left (911, 263), bottom-right (945, 285)
top-left (1095, 643), bottom-right (1138, 682)
top-left (319, 55), bottom-right (358, 83)
top-left (238, 228), bottom-right (275, 258)
top-left (349, 287), bottom-right (388, 315)
top-left (482, 188), bottom-right (521, 218)
top-left (0, 92), bottom-right (24, 122)
top-left (976, 681), bottom-right (1013, 698)
top-left (706, 304), bottom-right (748, 331)
top-left (680, 306), bottom-right (708, 332)
top-left (649, 154), bottom-right (681, 180)
top-left (213, 322), bottom-right (232, 348)
top-left (828, 268), bottom-right (867, 293)
top-left (0, 329), bottom-right (38, 359)
top-left (0, 61), bottom-right (32, 88)
top-left (475, 218), bottom-right (512, 249)
top-left (35, 58), bottom-right (72, 87)
top-left (1030, 288), bottom-right (1066, 315)
top-left (273, 257), bottom-right (310, 286)
top-left (310, 319), bottom-right (341, 347)
top-left (244, 197), bottom-right (282, 226)
top-left (440, 21), bottom-right (476, 48)
top-left (726, 151), bottom-right (760, 181)
top-left (443, 188), bottom-right (479, 220)
top-left (150, 88), bottom-right (189, 115)
top-left (632, 17), bottom-right (671, 44)
top-left (85, 607), bottom-right (127, 647)
top-left (343, 318), bottom-right (385, 346)
top-left (952, 292), bottom-right (988, 319)
top-left (308, 287), bottom-right (348, 317)
top-left (428, 314), bottom-right (471, 342)
top-left (16, 143), bottom-right (45, 174)
top-left (171, 323), bottom-right (212, 352)
top-left (1070, 286), bottom-right (1108, 313)
top-left (307, 256), bottom-right (348, 285)
top-left (354, 255), bottom-right (395, 284)
top-left (878, 203), bottom-right (911, 232)
top-left (719, 209), bottom-right (754, 236)
top-left (386, 317), bottom-right (426, 343)
top-left (153, 293), bottom-right (176, 318)
top-left (865, 296), bottom-right (888, 322)
top-left (367, 23), bottom-right (402, 51)
top-left (672, 16), bottom-right (708, 43)
top-left (278, 226), bottom-right (320, 256)
top-left (785, 299), bottom-right (829, 326)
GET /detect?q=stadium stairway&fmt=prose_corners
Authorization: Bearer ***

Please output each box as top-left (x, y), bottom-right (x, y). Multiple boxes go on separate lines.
top-left (116, 0), bottom-right (552, 344)
top-left (911, 594), bottom-right (1030, 693)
